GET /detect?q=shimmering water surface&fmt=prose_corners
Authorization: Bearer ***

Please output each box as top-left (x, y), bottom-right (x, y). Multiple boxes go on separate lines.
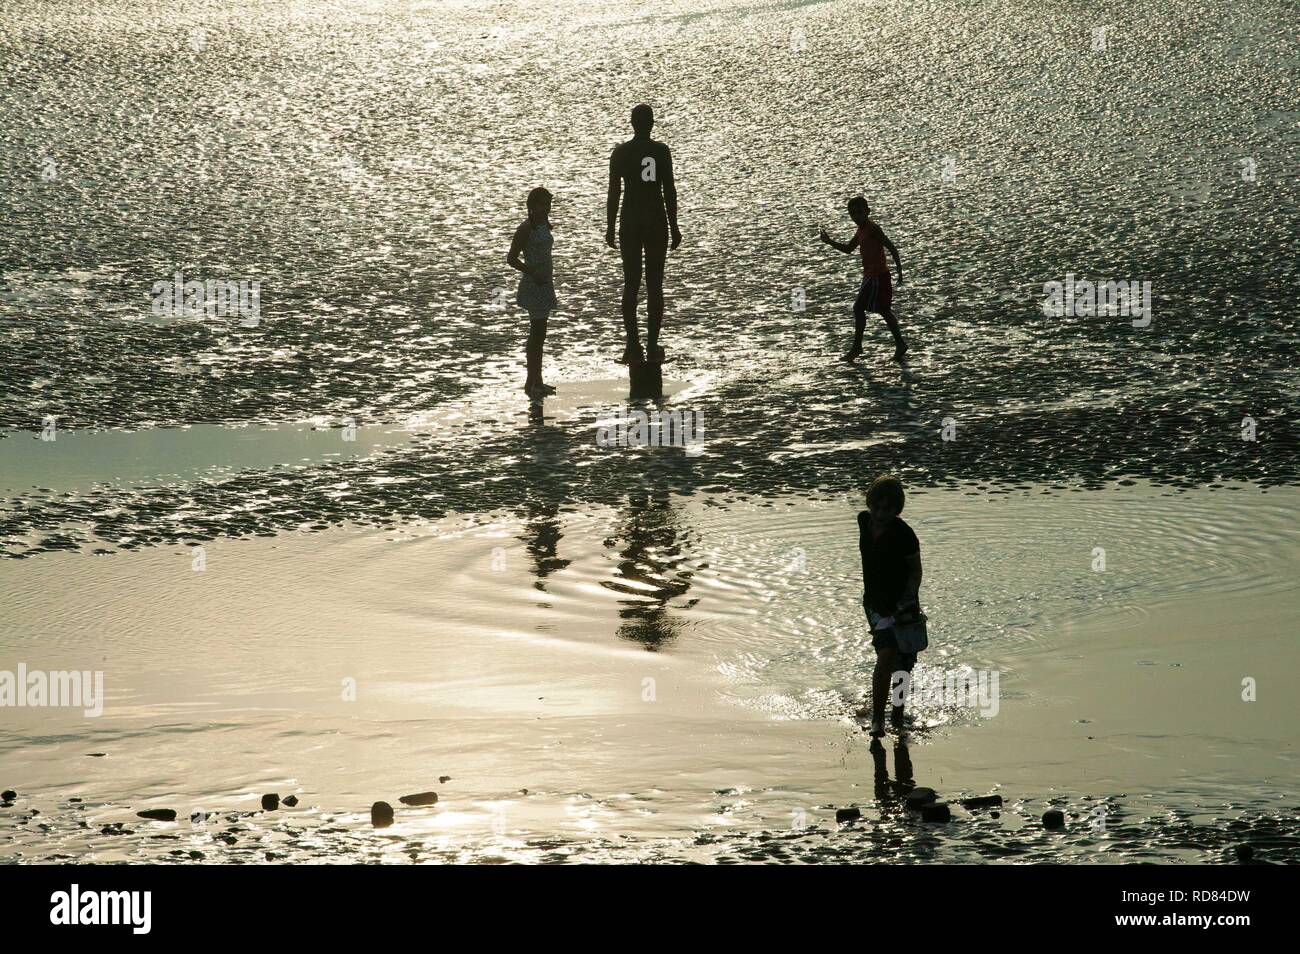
top-left (3, 487), bottom-right (1299, 863)
top-left (1, 0), bottom-right (1297, 862)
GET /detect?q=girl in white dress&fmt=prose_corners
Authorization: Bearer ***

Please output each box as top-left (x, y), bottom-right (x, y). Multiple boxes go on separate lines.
top-left (507, 187), bottom-right (558, 400)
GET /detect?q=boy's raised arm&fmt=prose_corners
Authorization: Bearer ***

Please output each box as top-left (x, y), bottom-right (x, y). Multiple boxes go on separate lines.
top-left (819, 227), bottom-right (859, 254)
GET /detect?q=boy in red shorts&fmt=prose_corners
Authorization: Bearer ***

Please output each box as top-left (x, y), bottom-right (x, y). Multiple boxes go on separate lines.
top-left (819, 195), bottom-right (907, 362)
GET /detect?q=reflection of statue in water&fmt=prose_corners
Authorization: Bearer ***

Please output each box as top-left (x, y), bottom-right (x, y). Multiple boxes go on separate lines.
top-left (601, 487), bottom-right (695, 648)
top-left (520, 500), bottom-right (569, 587)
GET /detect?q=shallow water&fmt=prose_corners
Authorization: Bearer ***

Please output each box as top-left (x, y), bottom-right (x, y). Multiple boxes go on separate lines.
top-left (2, 0), bottom-right (1299, 559)
top-left (2, 485), bottom-right (1297, 863)
top-left (1, 0), bottom-right (1298, 862)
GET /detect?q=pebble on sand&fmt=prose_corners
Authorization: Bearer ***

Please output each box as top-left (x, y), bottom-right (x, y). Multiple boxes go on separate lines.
top-left (1042, 809), bottom-right (1066, 829)
top-left (1, 789), bottom-right (16, 801)
top-left (371, 801), bottom-right (395, 827)
top-left (904, 787), bottom-right (937, 809)
top-left (399, 792), bottom-right (439, 807)
top-left (835, 807), bottom-right (861, 823)
top-left (136, 808), bottom-right (177, 822)
top-left (921, 802), bottom-right (952, 823)
top-left (261, 794), bottom-right (280, 811)
top-left (439, 776), bottom-right (451, 784)
top-left (282, 794), bottom-right (299, 807)
top-left (959, 795), bottom-right (1004, 810)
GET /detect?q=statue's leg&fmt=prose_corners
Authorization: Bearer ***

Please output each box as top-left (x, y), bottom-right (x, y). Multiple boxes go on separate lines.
top-left (644, 233), bottom-right (667, 359)
top-left (620, 230), bottom-right (644, 351)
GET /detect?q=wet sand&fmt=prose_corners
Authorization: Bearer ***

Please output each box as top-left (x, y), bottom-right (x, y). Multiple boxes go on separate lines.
top-left (2, 483), bottom-right (1295, 863)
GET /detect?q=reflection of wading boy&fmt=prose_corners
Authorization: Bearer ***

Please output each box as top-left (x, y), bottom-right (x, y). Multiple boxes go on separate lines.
top-left (857, 475), bottom-right (924, 738)
top-left (820, 196), bottom-right (907, 362)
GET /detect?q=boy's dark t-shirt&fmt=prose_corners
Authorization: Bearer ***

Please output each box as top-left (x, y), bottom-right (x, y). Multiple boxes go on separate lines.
top-left (854, 222), bottom-right (890, 278)
top-left (857, 511), bottom-right (920, 615)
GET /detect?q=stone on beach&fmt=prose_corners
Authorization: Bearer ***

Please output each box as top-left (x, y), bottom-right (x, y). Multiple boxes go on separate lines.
top-left (922, 802), bottom-right (952, 823)
top-left (959, 795), bottom-right (1003, 810)
top-left (136, 808), bottom-right (177, 821)
top-left (835, 807), bottom-right (861, 823)
top-left (282, 794), bottom-right (299, 807)
top-left (1, 789), bottom-right (15, 801)
top-left (399, 791), bottom-right (439, 807)
top-left (371, 801), bottom-right (395, 827)
top-left (904, 787), bottom-right (937, 809)
top-left (1042, 809), bottom-right (1066, 829)
top-left (261, 793), bottom-right (280, 811)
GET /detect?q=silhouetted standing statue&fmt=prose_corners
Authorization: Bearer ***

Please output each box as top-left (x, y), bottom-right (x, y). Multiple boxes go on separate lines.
top-left (606, 103), bottom-right (681, 374)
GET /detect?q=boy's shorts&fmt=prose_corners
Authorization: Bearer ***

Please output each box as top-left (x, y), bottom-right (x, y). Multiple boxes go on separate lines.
top-left (855, 272), bottom-right (894, 317)
top-left (866, 605), bottom-right (917, 673)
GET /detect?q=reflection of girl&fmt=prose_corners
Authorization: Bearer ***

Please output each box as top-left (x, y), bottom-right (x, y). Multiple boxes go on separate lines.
top-left (507, 187), bottom-right (558, 400)
top-left (857, 474), bottom-right (924, 738)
